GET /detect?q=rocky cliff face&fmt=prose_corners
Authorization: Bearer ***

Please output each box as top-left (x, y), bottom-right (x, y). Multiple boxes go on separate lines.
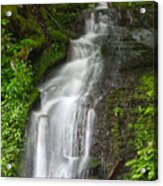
top-left (89, 2), bottom-right (157, 180)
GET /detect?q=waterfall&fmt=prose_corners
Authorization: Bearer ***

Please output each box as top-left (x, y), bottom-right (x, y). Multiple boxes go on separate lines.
top-left (25, 4), bottom-right (113, 178)
top-left (34, 116), bottom-right (48, 177)
top-left (96, 2), bottom-right (108, 10)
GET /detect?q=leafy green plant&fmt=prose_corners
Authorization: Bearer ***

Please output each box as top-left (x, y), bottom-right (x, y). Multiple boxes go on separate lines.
top-left (125, 141), bottom-right (156, 180)
top-left (1, 4), bottom-right (90, 177)
top-left (1, 18), bottom-right (39, 176)
top-left (125, 75), bottom-right (157, 180)
top-left (114, 106), bottom-right (124, 117)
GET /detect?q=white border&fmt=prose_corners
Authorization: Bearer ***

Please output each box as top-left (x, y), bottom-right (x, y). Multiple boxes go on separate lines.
top-left (1, 0), bottom-right (162, 186)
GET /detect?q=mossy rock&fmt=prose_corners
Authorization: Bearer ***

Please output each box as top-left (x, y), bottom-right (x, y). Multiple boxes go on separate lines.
top-left (34, 45), bottom-right (66, 82)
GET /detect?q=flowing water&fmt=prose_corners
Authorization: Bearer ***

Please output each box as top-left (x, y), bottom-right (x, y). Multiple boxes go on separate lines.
top-left (25, 3), bottom-right (115, 178)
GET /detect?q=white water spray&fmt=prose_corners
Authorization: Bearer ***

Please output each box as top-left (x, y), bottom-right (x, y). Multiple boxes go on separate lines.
top-left (26, 5), bottom-right (111, 178)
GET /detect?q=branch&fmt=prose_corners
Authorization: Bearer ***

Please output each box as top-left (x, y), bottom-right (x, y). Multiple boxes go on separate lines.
top-left (107, 159), bottom-right (124, 179)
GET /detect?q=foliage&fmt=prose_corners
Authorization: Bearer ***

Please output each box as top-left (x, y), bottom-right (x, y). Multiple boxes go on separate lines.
top-left (1, 3), bottom-right (157, 180)
top-left (109, 73), bottom-right (157, 180)
top-left (113, 106), bottom-right (124, 117)
top-left (1, 4), bottom-right (90, 177)
top-left (34, 46), bottom-right (66, 82)
top-left (112, 1), bottom-right (152, 8)
top-left (1, 18), bottom-right (39, 177)
top-left (125, 75), bottom-right (157, 180)
top-left (87, 157), bottom-right (99, 169)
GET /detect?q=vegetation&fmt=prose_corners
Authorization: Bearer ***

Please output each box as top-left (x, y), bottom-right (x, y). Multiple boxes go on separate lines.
top-left (1, 4), bottom-right (90, 177)
top-left (1, 2), bottom-right (157, 180)
top-left (125, 75), bottom-right (157, 180)
top-left (108, 73), bottom-right (157, 180)
top-left (98, 1), bottom-right (157, 180)
top-left (1, 18), bottom-right (39, 176)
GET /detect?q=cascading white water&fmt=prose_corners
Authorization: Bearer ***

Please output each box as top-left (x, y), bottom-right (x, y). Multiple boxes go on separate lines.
top-left (96, 2), bottom-right (108, 10)
top-left (34, 116), bottom-right (48, 177)
top-left (26, 4), bottom-right (111, 178)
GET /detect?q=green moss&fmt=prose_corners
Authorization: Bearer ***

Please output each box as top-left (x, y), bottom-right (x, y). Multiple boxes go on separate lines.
top-left (39, 6), bottom-right (49, 23)
top-left (87, 157), bottom-right (99, 169)
top-left (112, 1), bottom-right (156, 11)
top-left (124, 75), bottom-right (157, 180)
top-left (34, 45), bottom-right (66, 82)
top-left (105, 71), bottom-right (157, 180)
top-left (48, 28), bottom-right (68, 43)
top-left (113, 107), bottom-right (124, 117)
top-left (2, 5), bottom-right (45, 48)
top-left (1, 5), bottom-right (18, 17)
top-left (1, 3), bottom-right (92, 177)
top-left (27, 88), bottom-right (40, 108)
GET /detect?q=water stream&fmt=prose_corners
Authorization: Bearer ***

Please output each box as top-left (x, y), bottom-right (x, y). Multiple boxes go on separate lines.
top-left (25, 3), bottom-right (113, 178)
